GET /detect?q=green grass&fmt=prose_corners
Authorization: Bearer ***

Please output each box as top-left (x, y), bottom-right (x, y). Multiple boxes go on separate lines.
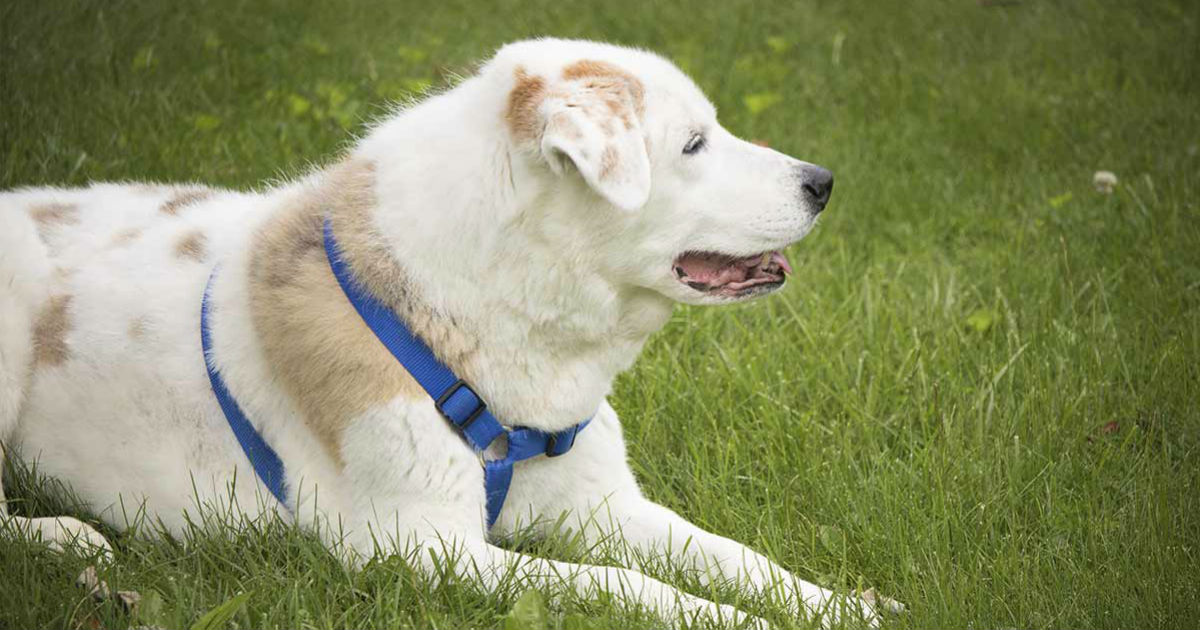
top-left (3, 0), bottom-right (1199, 628)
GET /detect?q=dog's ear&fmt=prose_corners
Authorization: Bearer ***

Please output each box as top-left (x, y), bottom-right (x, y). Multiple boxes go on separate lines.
top-left (508, 64), bottom-right (651, 211)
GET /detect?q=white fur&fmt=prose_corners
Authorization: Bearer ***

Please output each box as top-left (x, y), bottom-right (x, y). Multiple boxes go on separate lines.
top-left (0, 39), bottom-right (878, 627)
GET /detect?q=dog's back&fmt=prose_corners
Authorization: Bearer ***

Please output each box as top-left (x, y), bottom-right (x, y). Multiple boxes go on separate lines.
top-left (0, 183), bottom-right (276, 531)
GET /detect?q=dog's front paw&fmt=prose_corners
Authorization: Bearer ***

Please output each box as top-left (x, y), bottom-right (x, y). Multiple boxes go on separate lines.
top-left (860, 588), bottom-right (905, 616)
top-left (11, 516), bottom-right (114, 562)
top-left (792, 590), bottom-right (902, 628)
top-left (677, 596), bottom-right (770, 629)
top-left (796, 589), bottom-right (903, 629)
top-left (715, 603), bottom-right (771, 630)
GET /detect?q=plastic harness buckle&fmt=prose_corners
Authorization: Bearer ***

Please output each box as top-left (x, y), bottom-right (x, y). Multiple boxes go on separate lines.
top-left (545, 428), bottom-right (577, 457)
top-left (435, 379), bottom-right (488, 431)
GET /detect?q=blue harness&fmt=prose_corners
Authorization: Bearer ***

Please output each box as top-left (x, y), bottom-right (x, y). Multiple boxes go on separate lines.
top-left (200, 217), bottom-right (590, 528)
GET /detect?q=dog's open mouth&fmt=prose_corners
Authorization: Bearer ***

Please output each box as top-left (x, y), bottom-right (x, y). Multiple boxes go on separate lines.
top-left (672, 250), bottom-right (792, 298)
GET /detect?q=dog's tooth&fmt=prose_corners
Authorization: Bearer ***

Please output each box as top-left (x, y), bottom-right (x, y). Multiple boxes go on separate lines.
top-left (761, 252), bottom-right (770, 267)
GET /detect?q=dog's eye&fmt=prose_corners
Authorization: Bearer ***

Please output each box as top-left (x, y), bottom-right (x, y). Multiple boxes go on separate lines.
top-left (682, 134), bottom-right (706, 155)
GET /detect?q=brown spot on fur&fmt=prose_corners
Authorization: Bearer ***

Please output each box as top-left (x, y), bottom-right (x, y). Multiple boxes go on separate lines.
top-left (599, 145), bottom-right (620, 180)
top-left (33, 295), bottom-right (72, 366)
top-left (161, 189), bottom-right (212, 215)
top-left (30, 202), bottom-right (78, 225)
top-left (247, 160), bottom-right (443, 467)
top-left (507, 61), bottom-right (644, 144)
top-left (110, 228), bottom-right (142, 247)
top-left (29, 203), bottom-right (79, 241)
top-left (561, 59), bottom-right (645, 115)
top-left (175, 230), bottom-right (207, 261)
top-left (506, 67), bottom-right (547, 141)
top-left (128, 316), bottom-right (149, 340)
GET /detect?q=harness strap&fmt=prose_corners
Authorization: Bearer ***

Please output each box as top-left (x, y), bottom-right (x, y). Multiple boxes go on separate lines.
top-left (321, 218), bottom-right (590, 527)
top-left (201, 219), bottom-right (591, 529)
top-left (201, 273), bottom-right (289, 506)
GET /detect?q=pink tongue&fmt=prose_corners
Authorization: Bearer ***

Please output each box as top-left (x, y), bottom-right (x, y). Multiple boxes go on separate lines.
top-left (677, 250), bottom-right (794, 286)
top-left (677, 254), bottom-right (744, 285)
top-left (771, 251), bottom-right (793, 275)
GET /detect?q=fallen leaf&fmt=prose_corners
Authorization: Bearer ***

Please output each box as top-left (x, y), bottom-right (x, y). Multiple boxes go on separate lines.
top-left (288, 94), bottom-right (312, 116)
top-left (818, 524), bottom-right (846, 554)
top-left (1048, 192), bottom-right (1073, 209)
top-left (301, 37), bottom-right (330, 56)
top-left (766, 36), bottom-right (792, 54)
top-left (203, 32), bottom-right (222, 52)
top-left (190, 592), bottom-right (250, 630)
top-left (504, 589), bottom-right (549, 630)
top-left (396, 45), bottom-right (428, 63)
top-left (137, 590), bottom-right (167, 626)
top-left (132, 46), bottom-right (156, 71)
top-left (192, 114), bottom-right (221, 131)
top-left (965, 308), bottom-right (997, 333)
top-left (743, 92), bottom-right (782, 116)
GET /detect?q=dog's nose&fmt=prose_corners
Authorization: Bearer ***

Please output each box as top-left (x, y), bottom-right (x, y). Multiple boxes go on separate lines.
top-left (797, 164), bottom-right (834, 213)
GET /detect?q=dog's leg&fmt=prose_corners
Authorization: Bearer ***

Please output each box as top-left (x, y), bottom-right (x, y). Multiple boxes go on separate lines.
top-left (0, 419), bottom-right (112, 560)
top-left (388, 535), bottom-right (767, 629)
top-left (575, 497), bottom-right (890, 627)
top-left (482, 543), bottom-right (769, 629)
top-left (335, 402), bottom-right (766, 629)
top-left (504, 402), bottom-right (890, 628)
top-left (0, 513), bottom-right (114, 559)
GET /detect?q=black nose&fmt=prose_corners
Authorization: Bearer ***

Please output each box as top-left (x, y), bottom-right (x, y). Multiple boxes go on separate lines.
top-left (797, 164), bottom-right (834, 213)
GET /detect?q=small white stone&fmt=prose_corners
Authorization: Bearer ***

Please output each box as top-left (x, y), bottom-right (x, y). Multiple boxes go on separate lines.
top-left (1093, 170), bottom-right (1118, 194)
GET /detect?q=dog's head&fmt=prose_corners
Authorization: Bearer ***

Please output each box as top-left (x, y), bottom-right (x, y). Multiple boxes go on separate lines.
top-left (491, 39), bottom-right (833, 305)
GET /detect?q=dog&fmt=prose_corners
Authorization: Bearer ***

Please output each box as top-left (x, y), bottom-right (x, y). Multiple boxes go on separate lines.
top-left (0, 38), bottom-right (885, 627)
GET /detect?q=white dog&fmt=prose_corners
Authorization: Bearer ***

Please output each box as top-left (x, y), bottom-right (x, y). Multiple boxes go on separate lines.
top-left (0, 38), bottom-right (884, 627)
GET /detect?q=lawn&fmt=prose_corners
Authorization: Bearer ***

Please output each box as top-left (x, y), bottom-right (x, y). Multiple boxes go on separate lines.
top-left (2, 0), bottom-right (1198, 628)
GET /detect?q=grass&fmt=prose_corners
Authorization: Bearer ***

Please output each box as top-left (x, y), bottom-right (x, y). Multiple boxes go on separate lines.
top-left (2, 0), bottom-right (1198, 628)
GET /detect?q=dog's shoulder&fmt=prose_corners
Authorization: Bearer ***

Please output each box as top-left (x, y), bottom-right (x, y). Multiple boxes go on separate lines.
top-left (245, 160), bottom-right (428, 467)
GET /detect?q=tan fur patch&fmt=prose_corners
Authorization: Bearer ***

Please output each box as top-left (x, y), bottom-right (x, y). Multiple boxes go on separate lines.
top-left (110, 228), bottom-right (142, 247)
top-left (30, 202), bottom-right (79, 225)
top-left (506, 67), bottom-right (547, 141)
top-left (507, 61), bottom-right (644, 144)
top-left (561, 59), bottom-right (645, 115)
top-left (247, 160), bottom-right (435, 467)
top-left (33, 295), bottom-right (72, 366)
top-left (599, 144), bottom-right (620, 180)
top-left (175, 230), bottom-right (207, 261)
top-left (161, 189), bottom-right (212, 215)
top-left (128, 316), bottom-right (149, 340)
top-left (29, 202), bottom-right (79, 241)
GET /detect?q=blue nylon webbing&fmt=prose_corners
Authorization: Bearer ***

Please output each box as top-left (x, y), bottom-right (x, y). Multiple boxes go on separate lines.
top-left (321, 218), bottom-right (590, 527)
top-left (201, 272), bottom-right (289, 505)
top-left (201, 219), bottom-right (591, 529)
